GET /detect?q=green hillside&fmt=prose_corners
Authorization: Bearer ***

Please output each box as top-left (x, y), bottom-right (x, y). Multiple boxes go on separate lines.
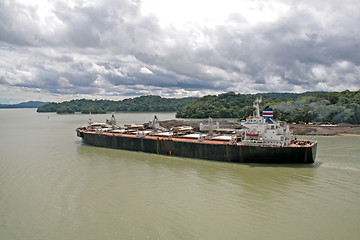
top-left (37, 95), bottom-right (195, 114)
top-left (175, 91), bottom-right (316, 119)
top-left (273, 90), bottom-right (360, 124)
top-left (175, 90), bottom-right (360, 124)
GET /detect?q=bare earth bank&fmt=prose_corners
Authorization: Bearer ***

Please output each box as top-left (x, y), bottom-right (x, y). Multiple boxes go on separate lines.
top-left (289, 123), bottom-right (360, 136)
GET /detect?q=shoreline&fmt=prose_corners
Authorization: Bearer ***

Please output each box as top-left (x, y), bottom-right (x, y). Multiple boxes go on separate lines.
top-left (290, 124), bottom-right (360, 136)
top-left (336, 133), bottom-right (360, 136)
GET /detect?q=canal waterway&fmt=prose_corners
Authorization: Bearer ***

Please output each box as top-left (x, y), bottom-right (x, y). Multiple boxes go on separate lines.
top-left (0, 109), bottom-right (359, 240)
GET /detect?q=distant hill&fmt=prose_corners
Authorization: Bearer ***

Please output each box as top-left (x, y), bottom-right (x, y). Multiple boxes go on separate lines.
top-left (37, 95), bottom-right (195, 114)
top-left (0, 101), bottom-right (49, 109)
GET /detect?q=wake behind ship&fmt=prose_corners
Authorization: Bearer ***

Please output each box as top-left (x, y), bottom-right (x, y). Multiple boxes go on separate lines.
top-left (76, 97), bottom-right (317, 164)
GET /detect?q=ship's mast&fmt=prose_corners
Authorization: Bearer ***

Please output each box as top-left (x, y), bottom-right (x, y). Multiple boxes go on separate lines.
top-left (88, 112), bottom-right (92, 124)
top-left (253, 96), bottom-right (262, 118)
top-left (110, 114), bottom-right (116, 125)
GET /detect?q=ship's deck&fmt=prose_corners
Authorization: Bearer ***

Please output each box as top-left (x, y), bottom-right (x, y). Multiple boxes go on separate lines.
top-left (79, 129), bottom-right (316, 148)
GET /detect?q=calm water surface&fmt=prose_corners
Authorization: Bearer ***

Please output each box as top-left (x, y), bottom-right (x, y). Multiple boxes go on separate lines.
top-left (0, 109), bottom-right (359, 240)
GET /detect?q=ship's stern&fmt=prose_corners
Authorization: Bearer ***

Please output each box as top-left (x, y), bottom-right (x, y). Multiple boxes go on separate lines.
top-left (76, 128), bottom-right (84, 138)
top-left (309, 142), bottom-right (317, 163)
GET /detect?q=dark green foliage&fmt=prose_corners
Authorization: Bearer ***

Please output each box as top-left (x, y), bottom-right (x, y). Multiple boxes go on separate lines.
top-left (175, 92), bottom-right (312, 119)
top-left (175, 90), bottom-right (360, 124)
top-left (81, 106), bottom-right (106, 114)
top-left (56, 106), bottom-right (75, 114)
top-left (37, 95), bottom-right (195, 114)
top-left (273, 90), bottom-right (360, 124)
top-left (36, 102), bottom-right (58, 112)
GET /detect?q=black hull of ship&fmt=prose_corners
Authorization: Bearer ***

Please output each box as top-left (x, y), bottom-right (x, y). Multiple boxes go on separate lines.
top-left (77, 131), bottom-right (317, 164)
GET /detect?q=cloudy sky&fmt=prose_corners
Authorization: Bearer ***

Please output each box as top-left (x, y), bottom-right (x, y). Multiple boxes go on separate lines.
top-left (1, 0), bottom-right (359, 103)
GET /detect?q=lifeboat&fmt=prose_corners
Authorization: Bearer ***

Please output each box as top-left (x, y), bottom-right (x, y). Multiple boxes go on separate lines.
top-left (246, 133), bottom-right (259, 137)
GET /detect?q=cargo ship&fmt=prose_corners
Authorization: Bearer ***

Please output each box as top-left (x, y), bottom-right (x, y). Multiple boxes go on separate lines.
top-left (76, 97), bottom-right (317, 164)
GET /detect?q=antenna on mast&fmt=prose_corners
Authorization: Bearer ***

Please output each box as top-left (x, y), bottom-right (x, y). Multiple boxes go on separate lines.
top-left (253, 96), bottom-right (262, 118)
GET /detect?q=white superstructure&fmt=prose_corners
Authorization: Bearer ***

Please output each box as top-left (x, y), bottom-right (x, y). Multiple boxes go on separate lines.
top-left (241, 97), bottom-right (293, 146)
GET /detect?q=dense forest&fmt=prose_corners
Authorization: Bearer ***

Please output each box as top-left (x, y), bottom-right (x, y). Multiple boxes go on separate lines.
top-left (272, 90), bottom-right (360, 124)
top-left (175, 90), bottom-right (360, 124)
top-left (175, 91), bottom-right (318, 119)
top-left (37, 95), bottom-right (195, 114)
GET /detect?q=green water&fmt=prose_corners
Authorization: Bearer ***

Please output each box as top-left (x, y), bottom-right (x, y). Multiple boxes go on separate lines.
top-left (0, 109), bottom-right (359, 240)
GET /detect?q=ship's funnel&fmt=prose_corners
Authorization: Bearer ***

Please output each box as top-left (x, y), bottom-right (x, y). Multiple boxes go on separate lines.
top-left (263, 109), bottom-right (274, 123)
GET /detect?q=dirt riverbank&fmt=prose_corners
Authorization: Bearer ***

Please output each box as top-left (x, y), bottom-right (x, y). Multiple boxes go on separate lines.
top-left (289, 123), bottom-right (360, 136)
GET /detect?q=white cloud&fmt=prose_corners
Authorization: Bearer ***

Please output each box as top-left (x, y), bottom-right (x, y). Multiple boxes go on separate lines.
top-left (0, 0), bottom-right (359, 103)
top-left (311, 65), bottom-right (327, 80)
top-left (141, 0), bottom-right (290, 29)
top-left (140, 67), bottom-right (153, 75)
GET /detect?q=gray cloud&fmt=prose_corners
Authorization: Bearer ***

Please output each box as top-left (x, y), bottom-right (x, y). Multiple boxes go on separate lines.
top-left (0, 0), bottom-right (359, 103)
